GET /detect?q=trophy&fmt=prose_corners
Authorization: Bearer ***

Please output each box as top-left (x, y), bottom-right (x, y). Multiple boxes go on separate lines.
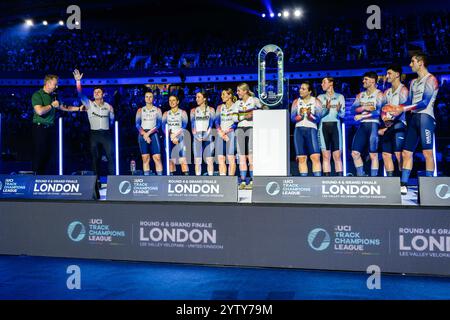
top-left (258, 44), bottom-right (284, 108)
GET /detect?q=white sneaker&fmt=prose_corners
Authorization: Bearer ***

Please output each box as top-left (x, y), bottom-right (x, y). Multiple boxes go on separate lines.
top-left (400, 186), bottom-right (408, 195)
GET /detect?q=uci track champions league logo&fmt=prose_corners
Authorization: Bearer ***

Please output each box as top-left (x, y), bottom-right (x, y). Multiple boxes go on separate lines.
top-left (266, 182), bottom-right (281, 196)
top-left (118, 178), bottom-right (159, 196)
top-left (119, 181), bottom-right (132, 195)
top-left (67, 221), bottom-right (86, 242)
top-left (307, 226), bottom-right (382, 254)
top-left (67, 219), bottom-right (126, 244)
top-left (435, 184), bottom-right (450, 200)
top-left (308, 228), bottom-right (331, 251)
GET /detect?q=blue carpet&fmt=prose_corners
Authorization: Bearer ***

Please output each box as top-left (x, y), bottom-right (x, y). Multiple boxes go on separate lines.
top-left (0, 255), bottom-right (449, 300)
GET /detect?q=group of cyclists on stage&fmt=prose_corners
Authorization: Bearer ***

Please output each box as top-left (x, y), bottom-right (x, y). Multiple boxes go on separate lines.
top-left (289, 53), bottom-right (438, 194)
top-left (36, 52), bottom-right (438, 193)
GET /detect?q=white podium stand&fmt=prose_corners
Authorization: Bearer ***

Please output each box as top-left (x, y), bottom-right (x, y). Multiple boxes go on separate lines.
top-left (253, 109), bottom-right (290, 176)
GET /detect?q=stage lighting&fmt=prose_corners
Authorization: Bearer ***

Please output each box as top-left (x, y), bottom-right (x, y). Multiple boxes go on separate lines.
top-left (25, 19), bottom-right (33, 26)
top-left (294, 9), bottom-right (302, 17)
top-left (270, 13), bottom-right (275, 18)
top-left (75, 21), bottom-right (79, 26)
top-left (277, 12), bottom-right (282, 17)
top-left (42, 20), bottom-right (48, 26)
top-left (262, 13), bottom-right (266, 18)
top-left (58, 20), bottom-right (64, 26)
top-left (283, 11), bottom-right (290, 18)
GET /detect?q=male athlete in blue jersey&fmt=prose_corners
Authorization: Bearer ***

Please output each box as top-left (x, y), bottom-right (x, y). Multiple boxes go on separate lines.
top-left (379, 64), bottom-right (409, 177)
top-left (135, 91), bottom-right (163, 176)
top-left (351, 71), bottom-right (384, 177)
top-left (162, 95), bottom-right (189, 175)
top-left (317, 77), bottom-right (345, 176)
top-left (382, 53), bottom-right (439, 194)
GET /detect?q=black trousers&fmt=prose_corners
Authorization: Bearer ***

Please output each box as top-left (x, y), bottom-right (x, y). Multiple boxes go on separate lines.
top-left (90, 130), bottom-right (114, 176)
top-left (32, 123), bottom-right (56, 175)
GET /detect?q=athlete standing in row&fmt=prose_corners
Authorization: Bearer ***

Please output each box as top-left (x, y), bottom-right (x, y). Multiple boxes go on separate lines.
top-left (162, 95), bottom-right (189, 175)
top-left (135, 91), bottom-right (163, 176)
top-left (215, 89), bottom-right (238, 176)
top-left (351, 71), bottom-right (383, 177)
top-left (191, 90), bottom-right (215, 176)
top-left (291, 82), bottom-right (323, 176)
top-left (235, 83), bottom-right (262, 189)
top-left (379, 65), bottom-right (408, 177)
top-left (317, 77), bottom-right (345, 176)
top-left (382, 53), bottom-right (439, 194)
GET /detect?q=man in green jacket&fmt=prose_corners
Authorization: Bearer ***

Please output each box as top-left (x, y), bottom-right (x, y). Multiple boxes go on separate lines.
top-left (32, 74), bottom-right (82, 174)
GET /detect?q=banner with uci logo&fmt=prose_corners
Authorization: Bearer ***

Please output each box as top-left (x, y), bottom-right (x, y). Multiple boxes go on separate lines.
top-left (252, 177), bottom-right (402, 205)
top-left (0, 200), bottom-right (449, 276)
top-left (106, 175), bottom-right (238, 203)
top-left (0, 175), bottom-right (97, 200)
top-left (419, 177), bottom-right (450, 206)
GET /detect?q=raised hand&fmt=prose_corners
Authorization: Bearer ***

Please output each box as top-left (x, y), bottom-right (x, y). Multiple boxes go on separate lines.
top-left (73, 69), bottom-right (83, 81)
top-left (326, 99), bottom-right (331, 109)
top-left (336, 102), bottom-right (342, 112)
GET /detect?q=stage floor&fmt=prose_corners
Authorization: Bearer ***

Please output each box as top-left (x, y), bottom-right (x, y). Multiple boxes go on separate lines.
top-left (1, 255), bottom-right (449, 300)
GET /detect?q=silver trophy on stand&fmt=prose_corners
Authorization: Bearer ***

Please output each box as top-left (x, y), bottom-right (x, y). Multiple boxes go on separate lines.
top-left (257, 44), bottom-right (284, 108)
top-left (253, 44), bottom-right (289, 177)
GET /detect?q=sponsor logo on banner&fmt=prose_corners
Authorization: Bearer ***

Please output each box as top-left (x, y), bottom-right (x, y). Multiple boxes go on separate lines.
top-left (419, 177), bottom-right (450, 206)
top-left (307, 228), bottom-right (331, 251)
top-left (107, 176), bottom-right (237, 202)
top-left (398, 227), bottom-right (450, 258)
top-left (307, 225), bottom-right (382, 255)
top-left (265, 179), bottom-right (312, 197)
top-left (67, 221), bottom-right (86, 242)
top-left (0, 177), bottom-right (28, 195)
top-left (120, 179), bottom-right (159, 196)
top-left (33, 178), bottom-right (81, 195)
top-left (321, 180), bottom-right (382, 199)
top-left (266, 182), bottom-right (281, 196)
top-left (254, 177), bottom-right (400, 204)
top-left (167, 179), bottom-right (221, 198)
top-left (435, 184), bottom-right (450, 200)
top-left (119, 181), bottom-right (132, 195)
top-left (67, 219), bottom-right (126, 244)
top-left (139, 220), bottom-right (224, 250)
top-left (0, 175), bottom-right (96, 200)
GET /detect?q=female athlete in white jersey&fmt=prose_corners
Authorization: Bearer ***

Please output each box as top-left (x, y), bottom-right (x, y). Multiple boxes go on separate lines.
top-left (215, 88), bottom-right (238, 176)
top-left (135, 91), bottom-right (163, 176)
top-left (235, 83), bottom-right (262, 189)
top-left (191, 90), bottom-right (215, 176)
top-left (162, 95), bottom-right (189, 175)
